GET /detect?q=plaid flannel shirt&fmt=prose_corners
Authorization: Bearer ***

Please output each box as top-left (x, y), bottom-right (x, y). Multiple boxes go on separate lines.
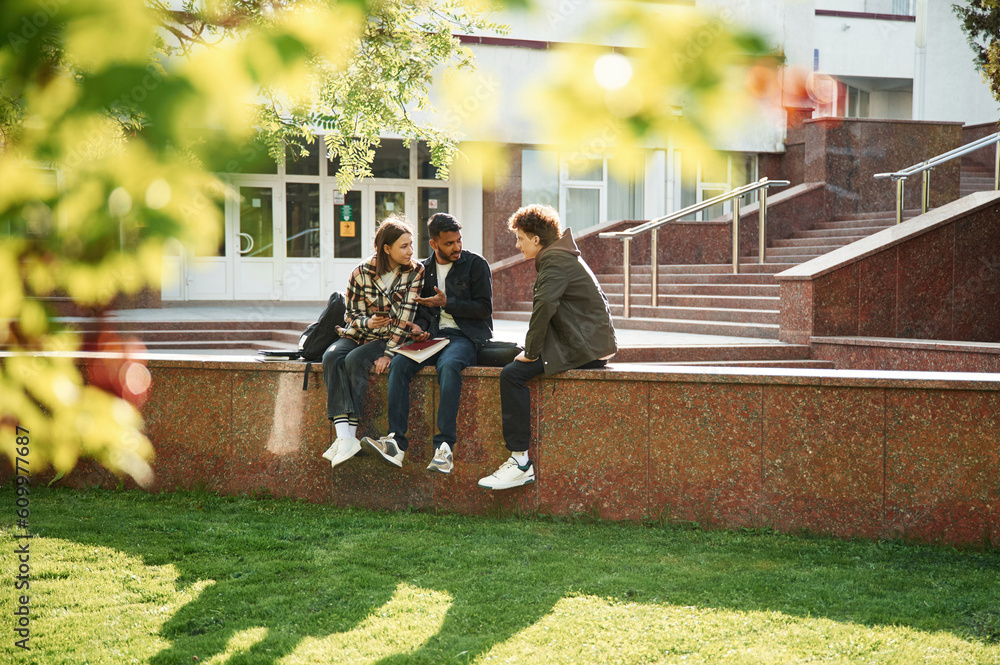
top-left (341, 257), bottom-right (424, 357)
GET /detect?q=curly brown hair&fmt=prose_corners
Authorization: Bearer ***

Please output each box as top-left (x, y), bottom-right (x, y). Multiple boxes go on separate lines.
top-left (507, 204), bottom-right (562, 247)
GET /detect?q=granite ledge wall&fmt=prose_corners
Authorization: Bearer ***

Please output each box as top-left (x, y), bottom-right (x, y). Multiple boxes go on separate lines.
top-left (10, 356), bottom-right (999, 548)
top-left (960, 122), bottom-right (998, 172)
top-left (811, 337), bottom-right (1000, 373)
top-left (797, 117), bottom-right (962, 215)
top-left (778, 191), bottom-right (1000, 345)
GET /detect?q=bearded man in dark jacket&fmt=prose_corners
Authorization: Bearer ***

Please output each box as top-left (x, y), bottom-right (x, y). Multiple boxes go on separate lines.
top-left (478, 204), bottom-right (617, 491)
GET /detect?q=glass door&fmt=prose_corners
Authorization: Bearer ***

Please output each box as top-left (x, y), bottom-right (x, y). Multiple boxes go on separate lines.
top-left (327, 185), bottom-right (416, 291)
top-left (187, 194), bottom-right (231, 300)
top-left (236, 183), bottom-right (281, 299)
top-left (417, 186), bottom-right (449, 258)
top-left (282, 182), bottom-right (322, 300)
top-left (369, 185), bottom-right (414, 254)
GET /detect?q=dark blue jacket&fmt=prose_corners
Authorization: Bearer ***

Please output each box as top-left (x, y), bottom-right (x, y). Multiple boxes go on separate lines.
top-left (414, 250), bottom-right (493, 346)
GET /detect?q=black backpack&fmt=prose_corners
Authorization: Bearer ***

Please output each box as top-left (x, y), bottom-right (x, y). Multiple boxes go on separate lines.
top-left (299, 292), bottom-right (347, 362)
top-left (298, 292), bottom-right (346, 389)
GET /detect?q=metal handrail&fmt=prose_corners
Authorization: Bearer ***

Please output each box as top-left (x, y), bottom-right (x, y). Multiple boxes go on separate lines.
top-left (599, 177), bottom-right (790, 318)
top-left (874, 131), bottom-right (1000, 224)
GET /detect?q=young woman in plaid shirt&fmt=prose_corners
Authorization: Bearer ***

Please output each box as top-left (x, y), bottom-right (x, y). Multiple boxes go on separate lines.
top-left (321, 216), bottom-right (425, 467)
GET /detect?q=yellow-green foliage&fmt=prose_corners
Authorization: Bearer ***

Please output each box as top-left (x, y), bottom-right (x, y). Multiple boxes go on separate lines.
top-left (0, 0), bottom-right (774, 482)
top-left (0, 0), bottom-right (503, 482)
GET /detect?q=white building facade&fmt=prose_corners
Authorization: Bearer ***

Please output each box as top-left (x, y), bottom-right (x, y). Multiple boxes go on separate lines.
top-left (164, 0), bottom-right (999, 302)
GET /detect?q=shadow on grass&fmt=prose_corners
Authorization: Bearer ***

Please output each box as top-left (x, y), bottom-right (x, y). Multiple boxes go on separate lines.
top-left (25, 486), bottom-right (1000, 663)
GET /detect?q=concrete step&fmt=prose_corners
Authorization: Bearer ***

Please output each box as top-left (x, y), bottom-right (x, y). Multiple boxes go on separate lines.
top-left (493, 311), bottom-right (781, 339)
top-left (772, 235), bottom-right (868, 248)
top-left (611, 299), bottom-right (781, 325)
top-left (813, 218), bottom-right (895, 231)
top-left (657, 283), bottom-right (780, 297)
top-left (765, 246), bottom-right (842, 257)
top-left (961, 185), bottom-right (995, 195)
top-left (58, 319), bottom-right (310, 332)
top-left (605, 293), bottom-right (779, 309)
top-left (610, 315), bottom-right (780, 339)
top-left (79, 328), bottom-right (303, 343)
top-left (740, 254), bottom-right (820, 264)
top-left (828, 209), bottom-right (920, 222)
top-left (596, 262), bottom-right (795, 277)
top-left (600, 284), bottom-right (781, 298)
top-left (609, 303), bottom-right (779, 325)
top-left (659, 359), bottom-right (835, 368)
top-left (109, 340), bottom-right (297, 351)
top-left (612, 343), bottom-right (811, 364)
top-left (602, 272), bottom-right (780, 285)
top-left (795, 226), bottom-right (889, 239)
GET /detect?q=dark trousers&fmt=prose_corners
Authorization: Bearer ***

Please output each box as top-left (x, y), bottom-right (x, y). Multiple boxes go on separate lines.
top-left (500, 356), bottom-right (608, 452)
top-left (387, 329), bottom-right (478, 451)
top-left (322, 337), bottom-right (387, 421)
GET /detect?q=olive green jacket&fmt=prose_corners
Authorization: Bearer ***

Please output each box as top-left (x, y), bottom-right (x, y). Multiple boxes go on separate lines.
top-left (524, 229), bottom-right (618, 374)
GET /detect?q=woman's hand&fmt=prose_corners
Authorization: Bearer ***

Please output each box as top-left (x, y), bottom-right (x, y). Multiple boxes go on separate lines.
top-left (368, 314), bottom-right (391, 329)
top-left (373, 355), bottom-right (392, 374)
top-left (514, 352), bottom-right (535, 363)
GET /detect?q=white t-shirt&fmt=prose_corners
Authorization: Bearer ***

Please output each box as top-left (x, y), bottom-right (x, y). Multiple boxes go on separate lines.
top-left (379, 266), bottom-right (399, 293)
top-left (436, 261), bottom-right (459, 330)
top-left (377, 267), bottom-right (399, 316)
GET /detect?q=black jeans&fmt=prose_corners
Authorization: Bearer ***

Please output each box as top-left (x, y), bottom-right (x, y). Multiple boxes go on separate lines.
top-left (499, 356), bottom-right (607, 452)
top-left (322, 337), bottom-right (387, 421)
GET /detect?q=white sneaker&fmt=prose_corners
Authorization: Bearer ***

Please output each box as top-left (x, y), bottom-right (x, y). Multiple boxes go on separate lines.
top-left (329, 436), bottom-right (361, 468)
top-left (321, 441), bottom-right (338, 461)
top-left (426, 445), bottom-right (453, 474)
top-left (478, 457), bottom-right (535, 490)
top-left (360, 433), bottom-right (405, 468)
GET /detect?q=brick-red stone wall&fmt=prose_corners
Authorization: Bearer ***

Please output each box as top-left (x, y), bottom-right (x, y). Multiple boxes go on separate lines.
top-left (8, 358), bottom-right (997, 546)
top-left (482, 145), bottom-right (523, 263)
top-left (779, 193), bottom-right (1000, 344)
top-left (960, 121), bottom-right (998, 171)
top-left (800, 118), bottom-right (963, 215)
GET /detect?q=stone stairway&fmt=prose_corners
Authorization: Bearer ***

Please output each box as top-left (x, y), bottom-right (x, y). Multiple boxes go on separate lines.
top-left (503, 211), bottom-right (910, 342)
top-left (960, 163), bottom-right (995, 197)
top-left (1, 319), bottom-right (309, 353)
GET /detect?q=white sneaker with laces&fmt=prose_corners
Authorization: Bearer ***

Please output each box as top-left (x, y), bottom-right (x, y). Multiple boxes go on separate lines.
top-left (426, 445), bottom-right (454, 474)
top-left (329, 436), bottom-right (361, 468)
top-left (478, 457), bottom-right (535, 490)
top-left (360, 433), bottom-right (405, 468)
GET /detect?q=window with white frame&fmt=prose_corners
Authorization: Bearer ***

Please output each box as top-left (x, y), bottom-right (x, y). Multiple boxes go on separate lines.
top-left (521, 148), bottom-right (644, 231)
top-left (674, 151), bottom-right (758, 221)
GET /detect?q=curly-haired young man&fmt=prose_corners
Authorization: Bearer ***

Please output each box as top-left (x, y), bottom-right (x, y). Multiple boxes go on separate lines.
top-left (478, 204), bottom-right (617, 490)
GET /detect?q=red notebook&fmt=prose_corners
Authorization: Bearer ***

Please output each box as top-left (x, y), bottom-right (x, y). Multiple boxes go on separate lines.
top-left (395, 337), bottom-right (450, 362)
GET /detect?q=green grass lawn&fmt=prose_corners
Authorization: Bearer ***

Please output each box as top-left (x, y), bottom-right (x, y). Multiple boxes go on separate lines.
top-left (1, 487), bottom-right (998, 664)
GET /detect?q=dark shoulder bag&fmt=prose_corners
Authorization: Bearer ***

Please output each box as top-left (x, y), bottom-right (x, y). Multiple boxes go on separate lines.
top-left (476, 340), bottom-right (523, 367)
